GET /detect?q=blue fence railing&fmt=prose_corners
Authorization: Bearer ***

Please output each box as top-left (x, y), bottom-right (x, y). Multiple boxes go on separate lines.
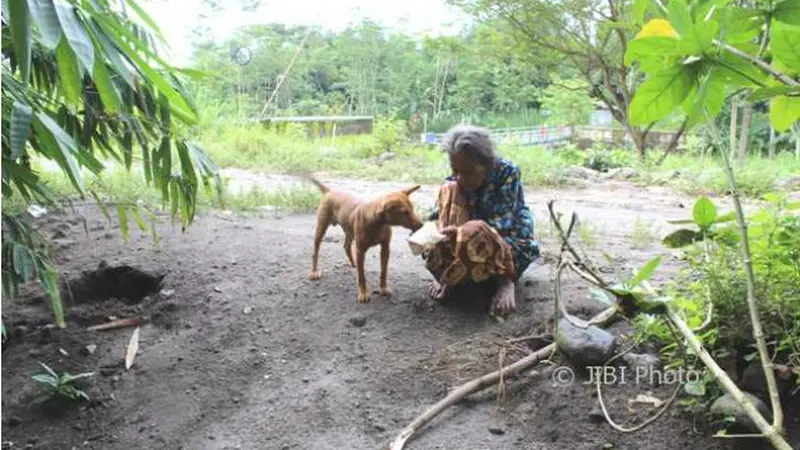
top-left (421, 125), bottom-right (575, 146)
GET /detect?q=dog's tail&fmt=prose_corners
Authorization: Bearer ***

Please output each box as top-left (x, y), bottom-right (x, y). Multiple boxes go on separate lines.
top-left (296, 172), bottom-right (330, 194)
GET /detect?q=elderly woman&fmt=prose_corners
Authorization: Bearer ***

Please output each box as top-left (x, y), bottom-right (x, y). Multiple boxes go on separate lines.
top-left (423, 125), bottom-right (540, 316)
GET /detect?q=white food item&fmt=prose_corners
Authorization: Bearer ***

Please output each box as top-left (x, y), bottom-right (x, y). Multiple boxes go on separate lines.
top-left (407, 221), bottom-right (447, 255)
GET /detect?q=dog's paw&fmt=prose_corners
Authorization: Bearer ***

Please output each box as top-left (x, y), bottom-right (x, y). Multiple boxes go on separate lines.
top-left (357, 290), bottom-right (370, 303)
top-left (379, 286), bottom-right (393, 297)
top-left (308, 270), bottom-right (322, 280)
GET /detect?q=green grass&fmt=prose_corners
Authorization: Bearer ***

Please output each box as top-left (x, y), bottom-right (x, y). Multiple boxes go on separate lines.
top-left (219, 186), bottom-right (320, 214)
top-left (629, 216), bottom-right (661, 249)
top-left (638, 152), bottom-right (800, 197)
top-left (577, 221), bottom-right (602, 248)
top-left (197, 124), bottom-right (799, 197)
top-left (5, 126), bottom-right (796, 224)
top-left (4, 158), bottom-right (322, 219)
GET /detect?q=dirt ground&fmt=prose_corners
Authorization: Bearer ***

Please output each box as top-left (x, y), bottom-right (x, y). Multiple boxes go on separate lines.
top-left (2, 173), bottom-right (798, 450)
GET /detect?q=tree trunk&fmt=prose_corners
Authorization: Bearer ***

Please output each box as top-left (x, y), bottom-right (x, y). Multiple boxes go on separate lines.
top-left (621, 122), bottom-right (647, 158)
top-left (769, 126), bottom-right (776, 158)
top-left (655, 119), bottom-right (689, 166)
top-left (738, 103), bottom-right (752, 164)
top-left (729, 101), bottom-right (738, 160)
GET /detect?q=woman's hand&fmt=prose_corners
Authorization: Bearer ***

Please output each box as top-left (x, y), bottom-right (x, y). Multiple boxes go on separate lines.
top-left (439, 225), bottom-right (458, 237)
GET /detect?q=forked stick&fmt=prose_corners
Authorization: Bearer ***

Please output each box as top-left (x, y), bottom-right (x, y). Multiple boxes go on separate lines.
top-left (389, 306), bottom-right (618, 450)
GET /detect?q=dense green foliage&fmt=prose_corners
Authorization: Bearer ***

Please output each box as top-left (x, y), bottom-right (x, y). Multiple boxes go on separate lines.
top-left (641, 195), bottom-right (800, 404)
top-left (1, 0), bottom-right (220, 327)
top-left (189, 21), bottom-right (558, 131)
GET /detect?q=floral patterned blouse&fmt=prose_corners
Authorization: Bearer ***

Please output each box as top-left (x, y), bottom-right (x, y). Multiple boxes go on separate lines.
top-left (429, 157), bottom-right (540, 275)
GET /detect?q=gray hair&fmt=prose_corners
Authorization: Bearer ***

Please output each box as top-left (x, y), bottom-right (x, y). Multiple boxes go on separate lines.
top-left (440, 125), bottom-right (496, 168)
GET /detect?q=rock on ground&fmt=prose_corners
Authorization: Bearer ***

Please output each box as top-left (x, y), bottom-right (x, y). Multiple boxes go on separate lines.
top-left (555, 317), bottom-right (616, 367)
top-left (709, 391), bottom-right (770, 432)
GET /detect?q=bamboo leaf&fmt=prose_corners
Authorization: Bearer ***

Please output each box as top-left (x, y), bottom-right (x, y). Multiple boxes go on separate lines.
top-left (89, 190), bottom-right (112, 223)
top-left (27, 0), bottom-right (62, 49)
top-left (32, 113), bottom-right (83, 192)
top-left (53, 0), bottom-right (94, 71)
top-left (173, 67), bottom-right (212, 80)
top-left (36, 260), bottom-right (64, 327)
top-left (121, 119), bottom-right (133, 170)
top-left (9, 0), bottom-right (33, 86)
top-left (142, 144), bottom-right (153, 185)
top-left (129, 204), bottom-right (148, 232)
top-left (94, 16), bottom-right (198, 123)
top-left (12, 244), bottom-right (35, 282)
top-left (10, 101), bottom-right (33, 159)
top-left (176, 141), bottom-right (198, 188)
top-left (169, 178), bottom-right (179, 223)
top-left (159, 136), bottom-right (172, 199)
top-left (55, 39), bottom-right (82, 105)
top-left (116, 204), bottom-right (130, 242)
top-left (85, 18), bottom-right (136, 87)
top-left (92, 59), bottom-right (121, 113)
top-left (121, 0), bottom-right (165, 41)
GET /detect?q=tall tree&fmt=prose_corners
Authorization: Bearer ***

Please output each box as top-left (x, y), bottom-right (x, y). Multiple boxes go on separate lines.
top-left (449, 0), bottom-right (689, 158)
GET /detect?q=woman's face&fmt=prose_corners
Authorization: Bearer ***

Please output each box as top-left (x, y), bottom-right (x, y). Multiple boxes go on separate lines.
top-left (449, 152), bottom-right (487, 192)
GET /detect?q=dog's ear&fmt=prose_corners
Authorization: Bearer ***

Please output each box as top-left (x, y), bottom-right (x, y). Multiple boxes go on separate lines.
top-left (373, 198), bottom-right (389, 222)
top-left (402, 185), bottom-right (421, 196)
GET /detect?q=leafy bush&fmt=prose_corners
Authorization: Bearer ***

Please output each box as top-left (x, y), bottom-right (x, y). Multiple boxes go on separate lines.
top-left (639, 195), bottom-right (800, 398)
top-left (373, 117), bottom-right (407, 155)
top-left (583, 147), bottom-right (636, 172)
top-left (555, 144), bottom-right (585, 166)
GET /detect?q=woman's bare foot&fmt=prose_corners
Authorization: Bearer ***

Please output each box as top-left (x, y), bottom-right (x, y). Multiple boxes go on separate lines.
top-left (490, 276), bottom-right (516, 316)
top-left (426, 279), bottom-right (452, 301)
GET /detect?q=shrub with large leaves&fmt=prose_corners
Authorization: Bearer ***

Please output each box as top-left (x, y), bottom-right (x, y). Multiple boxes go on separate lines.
top-left (1, 0), bottom-right (221, 327)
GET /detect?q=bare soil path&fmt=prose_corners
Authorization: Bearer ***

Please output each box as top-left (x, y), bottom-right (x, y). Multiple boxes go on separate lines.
top-left (3, 173), bottom-right (797, 450)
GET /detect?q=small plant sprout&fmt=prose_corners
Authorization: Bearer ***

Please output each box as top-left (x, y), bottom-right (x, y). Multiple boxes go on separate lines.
top-left (31, 363), bottom-right (95, 402)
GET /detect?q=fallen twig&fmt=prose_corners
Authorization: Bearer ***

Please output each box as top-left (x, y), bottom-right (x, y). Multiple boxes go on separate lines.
top-left (547, 201), bottom-right (608, 287)
top-left (389, 306), bottom-right (618, 450)
top-left (505, 334), bottom-right (552, 345)
top-left (87, 317), bottom-right (143, 331)
top-left (596, 344), bottom-right (681, 433)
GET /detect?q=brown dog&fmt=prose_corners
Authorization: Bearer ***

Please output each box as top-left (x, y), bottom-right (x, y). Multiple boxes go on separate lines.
top-left (303, 175), bottom-right (423, 303)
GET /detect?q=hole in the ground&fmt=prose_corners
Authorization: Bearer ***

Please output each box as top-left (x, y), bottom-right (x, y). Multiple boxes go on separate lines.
top-left (60, 262), bottom-right (165, 305)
